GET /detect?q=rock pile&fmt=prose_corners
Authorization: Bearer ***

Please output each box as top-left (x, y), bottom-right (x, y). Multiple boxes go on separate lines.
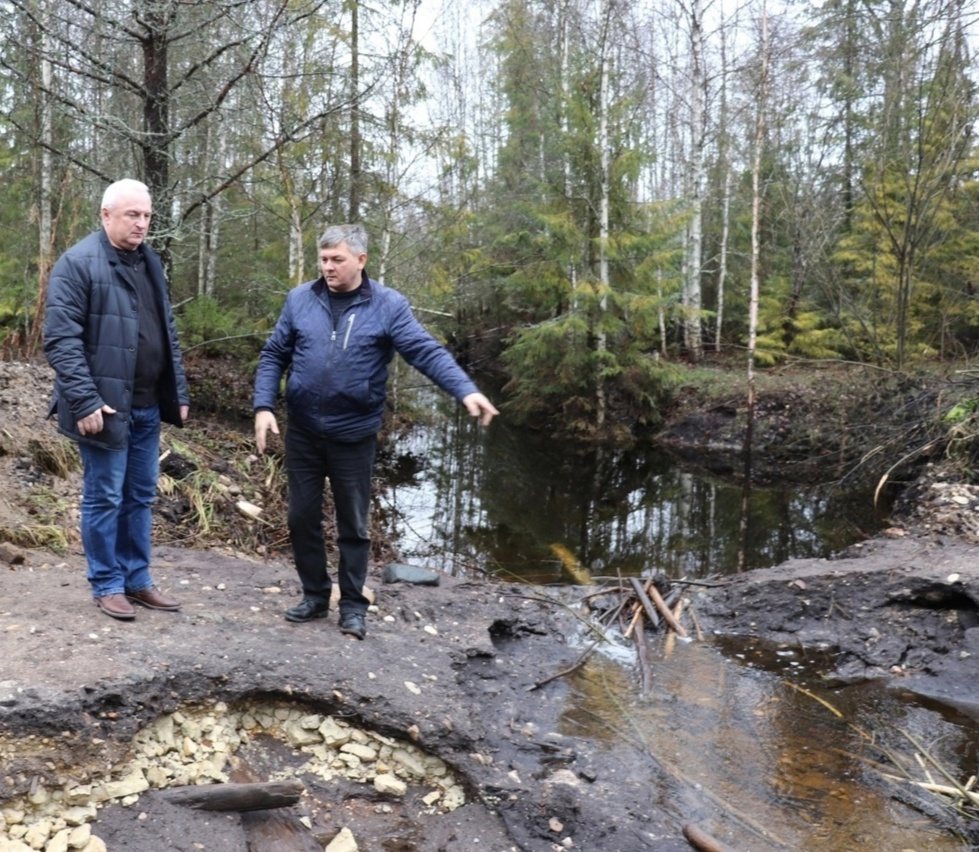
top-left (1, 699), bottom-right (466, 852)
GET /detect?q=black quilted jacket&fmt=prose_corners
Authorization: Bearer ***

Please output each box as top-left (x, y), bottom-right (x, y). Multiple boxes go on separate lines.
top-left (43, 230), bottom-right (189, 449)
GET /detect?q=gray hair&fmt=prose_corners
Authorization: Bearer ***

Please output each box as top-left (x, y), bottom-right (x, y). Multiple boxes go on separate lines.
top-left (101, 179), bottom-right (151, 210)
top-left (319, 224), bottom-right (368, 255)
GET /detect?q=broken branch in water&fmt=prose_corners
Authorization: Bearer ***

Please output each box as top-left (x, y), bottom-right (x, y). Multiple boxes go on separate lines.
top-left (527, 638), bottom-right (603, 691)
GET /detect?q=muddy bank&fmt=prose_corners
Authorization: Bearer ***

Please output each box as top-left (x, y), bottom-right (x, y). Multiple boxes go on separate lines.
top-left (2, 531), bottom-right (977, 850)
top-left (0, 545), bottom-right (692, 852)
top-left (689, 533), bottom-right (979, 720)
top-left (2, 358), bottom-right (979, 849)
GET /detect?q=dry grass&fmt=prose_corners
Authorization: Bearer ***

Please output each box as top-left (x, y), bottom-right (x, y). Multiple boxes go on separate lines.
top-left (27, 437), bottom-right (79, 478)
top-left (0, 523), bottom-right (69, 553)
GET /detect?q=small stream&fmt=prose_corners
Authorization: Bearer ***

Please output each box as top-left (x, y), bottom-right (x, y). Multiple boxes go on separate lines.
top-left (377, 389), bottom-right (977, 848)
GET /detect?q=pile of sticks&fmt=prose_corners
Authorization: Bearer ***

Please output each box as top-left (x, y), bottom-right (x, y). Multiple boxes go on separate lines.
top-left (528, 574), bottom-right (705, 693)
top-left (588, 574), bottom-right (703, 644)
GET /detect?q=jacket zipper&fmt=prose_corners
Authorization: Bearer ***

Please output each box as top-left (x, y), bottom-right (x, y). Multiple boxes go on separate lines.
top-left (341, 312), bottom-right (356, 349)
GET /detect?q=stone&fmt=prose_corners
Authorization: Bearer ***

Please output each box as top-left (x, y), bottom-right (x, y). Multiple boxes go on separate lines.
top-left (23, 822), bottom-right (51, 849)
top-left (442, 785), bottom-right (466, 811)
top-left (97, 769), bottom-right (148, 801)
top-left (61, 807), bottom-right (96, 827)
top-left (547, 769), bottom-right (581, 787)
top-left (0, 542), bottom-right (26, 565)
top-left (283, 721), bottom-right (323, 747)
top-left (1, 809), bottom-right (24, 826)
top-left (340, 743), bottom-right (377, 762)
top-left (381, 563), bottom-right (440, 586)
top-left (68, 824), bottom-right (92, 850)
top-left (45, 828), bottom-right (70, 852)
top-left (373, 774), bottom-right (407, 796)
top-left (26, 785), bottom-right (49, 806)
top-left (0, 839), bottom-right (32, 852)
top-left (319, 719), bottom-right (351, 748)
top-left (324, 826), bottom-right (358, 852)
top-left (80, 837), bottom-right (107, 852)
top-left (299, 714), bottom-right (323, 730)
top-left (391, 748), bottom-right (426, 778)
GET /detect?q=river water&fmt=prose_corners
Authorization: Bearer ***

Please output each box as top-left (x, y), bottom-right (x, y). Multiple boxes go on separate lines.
top-left (377, 391), bottom-right (977, 849)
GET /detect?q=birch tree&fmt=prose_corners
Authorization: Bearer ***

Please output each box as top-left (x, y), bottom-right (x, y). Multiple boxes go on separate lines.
top-left (680, 0), bottom-right (707, 361)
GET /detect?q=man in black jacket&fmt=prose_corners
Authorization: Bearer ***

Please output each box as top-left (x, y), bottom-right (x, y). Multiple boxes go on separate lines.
top-left (44, 179), bottom-right (190, 621)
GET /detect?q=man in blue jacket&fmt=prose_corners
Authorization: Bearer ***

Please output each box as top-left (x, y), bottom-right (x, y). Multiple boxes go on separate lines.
top-left (44, 179), bottom-right (190, 621)
top-left (253, 224), bottom-right (497, 639)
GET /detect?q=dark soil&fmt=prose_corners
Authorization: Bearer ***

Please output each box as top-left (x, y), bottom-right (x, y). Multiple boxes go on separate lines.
top-left (1, 357), bottom-right (978, 850)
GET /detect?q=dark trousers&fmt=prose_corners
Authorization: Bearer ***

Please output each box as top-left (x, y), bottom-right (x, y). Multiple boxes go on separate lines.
top-left (285, 425), bottom-right (376, 616)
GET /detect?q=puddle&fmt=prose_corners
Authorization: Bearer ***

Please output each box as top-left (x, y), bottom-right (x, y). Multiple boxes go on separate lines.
top-left (560, 637), bottom-right (977, 850)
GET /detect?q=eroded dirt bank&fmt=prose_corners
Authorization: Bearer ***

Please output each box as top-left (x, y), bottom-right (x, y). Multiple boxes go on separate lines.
top-left (2, 358), bottom-right (979, 849)
top-left (0, 545), bottom-right (688, 852)
top-left (690, 533), bottom-right (979, 719)
top-left (3, 532), bottom-right (977, 850)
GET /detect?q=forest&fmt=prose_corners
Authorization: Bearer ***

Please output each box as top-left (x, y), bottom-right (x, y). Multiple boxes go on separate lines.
top-left (0, 0), bottom-right (977, 437)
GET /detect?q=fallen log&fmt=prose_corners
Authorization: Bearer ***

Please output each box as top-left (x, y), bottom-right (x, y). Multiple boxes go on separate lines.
top-left (682, 822), bottom-right (734, 852)
top-left (228, 756), bottom-right (323, 852)
top-left (160, 779), bottom-right (304, 812)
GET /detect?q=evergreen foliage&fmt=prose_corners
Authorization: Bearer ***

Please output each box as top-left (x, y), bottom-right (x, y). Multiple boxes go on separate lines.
top-left (0, 0), bottom-right (977, 438)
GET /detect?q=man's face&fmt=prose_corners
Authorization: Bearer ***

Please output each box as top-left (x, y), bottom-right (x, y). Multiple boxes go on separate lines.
top-left (102, 190), bottom-right (152, 250)
top-left (319, 241), bottom-right (366, 292)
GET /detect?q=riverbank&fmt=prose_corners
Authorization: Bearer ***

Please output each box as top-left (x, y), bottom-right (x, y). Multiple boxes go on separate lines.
top-left (1, 357), bottom-right (978, 849)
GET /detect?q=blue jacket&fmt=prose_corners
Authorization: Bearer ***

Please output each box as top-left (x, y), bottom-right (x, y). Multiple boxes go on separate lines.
top-left (43, 230), bottom-right (190, 449)
top-left (253, 274), bottom-right (478, 441)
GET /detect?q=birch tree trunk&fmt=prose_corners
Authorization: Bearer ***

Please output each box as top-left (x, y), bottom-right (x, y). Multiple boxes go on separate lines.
top-left (739, 2), bottom-right (768, 573)
top-left (714, 22), bottom-right (732, 353)
top-left (197, 119), bottom-right (228, 298)
top-left (715, 168), bottom-right (731, 352)
top-left (682, 0), bottom-right (705, 361)
top-left (28, 1), bottom-right (54, 354)
top-left (561, 2), bottom-right (578, 306)
top-left (378, 0), bottom-right (421, 285)
top-left (595, 1), bottom-right (612, 429)
top-left (348, 0), bottom-right (361, 222)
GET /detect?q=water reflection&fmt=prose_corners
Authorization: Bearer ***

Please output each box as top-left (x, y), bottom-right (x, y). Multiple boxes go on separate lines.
top-left (563, 641), bottom-right (974, 850)
top-left (378, 389), bottom-right (974, 847)
top-left (379, 392), bottom-right (885, 581)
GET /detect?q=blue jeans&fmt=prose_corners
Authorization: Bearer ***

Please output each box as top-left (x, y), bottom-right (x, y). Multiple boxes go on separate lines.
top-left (285, 425), bottom-right (376, 617)
top-left (78, 406), bottom-right (161, 598)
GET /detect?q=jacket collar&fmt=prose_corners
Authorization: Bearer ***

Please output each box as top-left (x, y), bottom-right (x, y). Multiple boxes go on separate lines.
top-left (315, 269), bottom-right (373, 298)
top-left (99, 228), bottom-right (146, 266)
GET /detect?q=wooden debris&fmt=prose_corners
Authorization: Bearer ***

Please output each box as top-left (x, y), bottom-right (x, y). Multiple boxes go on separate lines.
top-left (682, 822), bottom-right (734, 852)
top-left (646, 583), bottom-right (688, 637)
top-left (160, 779), bottom-right (303, 812)
top-left (235, 499), bottom-right (264, 520)
top-left (228, 756), bottom-right (322, 851)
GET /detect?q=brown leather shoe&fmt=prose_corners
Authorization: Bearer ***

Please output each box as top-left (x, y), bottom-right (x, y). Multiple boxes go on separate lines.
top-left (126, 586), bottom-right (181, 611)
top-left (95, 593), bottom-right (136, 620)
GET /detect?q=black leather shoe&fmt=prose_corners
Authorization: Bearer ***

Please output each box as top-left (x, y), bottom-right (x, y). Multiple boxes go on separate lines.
top-left (339, 612), bottom-right (366, 640)
top-left (285, 598), bottom-right (330, 623)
